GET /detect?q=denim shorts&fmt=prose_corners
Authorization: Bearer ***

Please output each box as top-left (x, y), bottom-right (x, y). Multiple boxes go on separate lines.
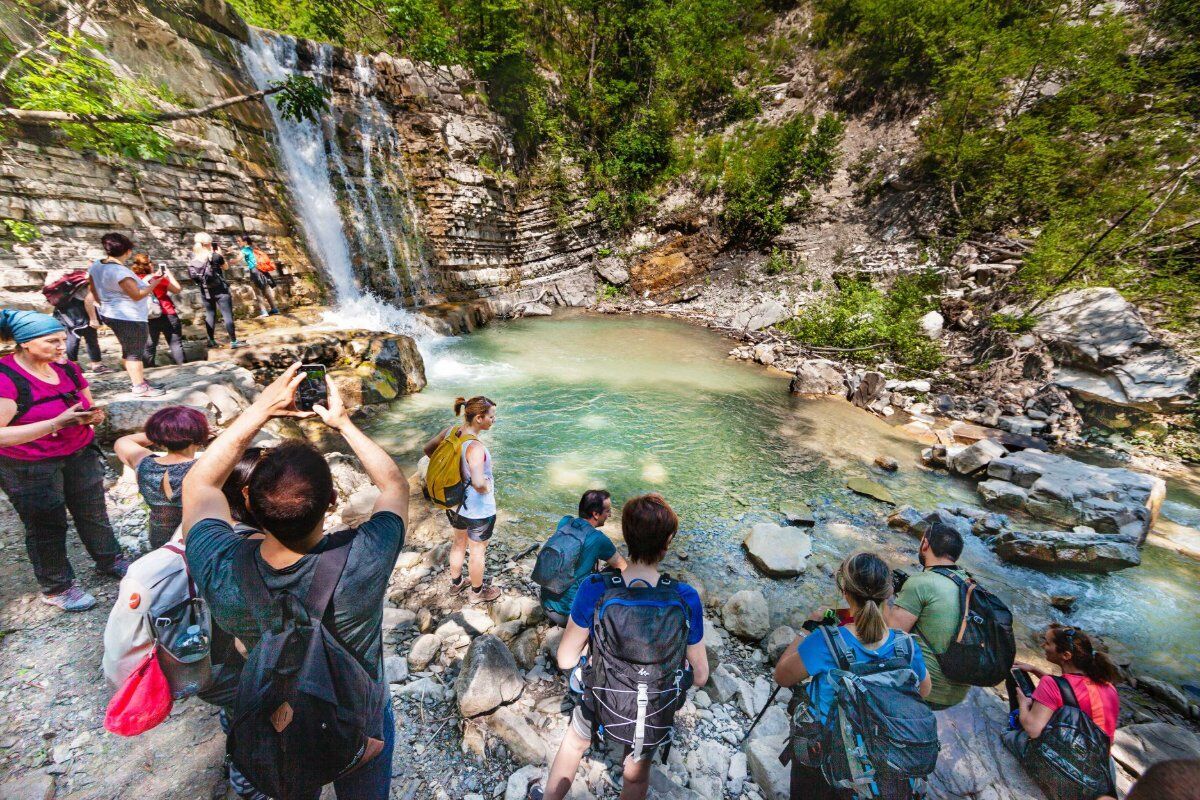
top-left (445, 511), bottom-right (496, 542)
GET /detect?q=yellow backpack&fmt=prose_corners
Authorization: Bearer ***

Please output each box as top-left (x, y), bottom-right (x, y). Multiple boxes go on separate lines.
top-left (424, 427), bottom-right (477, 510)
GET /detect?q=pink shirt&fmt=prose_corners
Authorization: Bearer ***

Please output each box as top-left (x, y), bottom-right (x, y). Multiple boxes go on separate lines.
top-left (1032, 672), bottom-right (1119, 739)
top-left (0, 355), bottom-right (93, 461)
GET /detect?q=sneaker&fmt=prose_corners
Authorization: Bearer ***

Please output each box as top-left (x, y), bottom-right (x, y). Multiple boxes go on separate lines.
top-left (449, 576), bottom-right (469, 595)
top-left (41, 584), bottom-right (97, 612)
top-left (132, 383), bottom-right (165, 397)
top-left (207, 339), bottom-right (219, 349)
top-left (526, 782), bottom-right (544, 800)
top-left (88, 364), bottom-right (112, 375)
top-left (257, 312), bottom-right (270, 318)
top-left (98, 556), bottom-right (131, 579)
top-left (469, 584), bottom-right (502, 604)
top-left (269, 308), bottom-right (280, 316)
top-left (230, 340), bottom-right (245, 349)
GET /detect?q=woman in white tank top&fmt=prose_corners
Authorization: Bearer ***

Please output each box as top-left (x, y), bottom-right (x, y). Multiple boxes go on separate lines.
top-left (422, 396), bottom-right (500, 603)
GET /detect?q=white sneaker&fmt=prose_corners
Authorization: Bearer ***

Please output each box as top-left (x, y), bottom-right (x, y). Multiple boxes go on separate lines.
top-left (132, 383), bottom-right (165, 397)
top-left (41, 584), bottom-right (97, 612)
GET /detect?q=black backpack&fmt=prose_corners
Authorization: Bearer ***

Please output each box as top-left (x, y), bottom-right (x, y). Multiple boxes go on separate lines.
top-left (188, 254), bottom-right (229, 297)
top-left (1028, 676), bottom-right (1116, 800)
top-left (532, 518), bottom-right (591, 595)
top-left (0, 361), bottom-right (84, 424)
top-left (227, 540), bottom-right (386, 800)
top-left (921, 566), bottom-right (1015, 687)
top-left (803, 626), bottom-right (940, 798)
top-left (583, 573), bottom-right (691, 761)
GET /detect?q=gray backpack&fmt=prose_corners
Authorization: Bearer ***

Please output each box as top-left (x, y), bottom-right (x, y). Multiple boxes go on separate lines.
top-left (532, 518), bottom-right (590, 595)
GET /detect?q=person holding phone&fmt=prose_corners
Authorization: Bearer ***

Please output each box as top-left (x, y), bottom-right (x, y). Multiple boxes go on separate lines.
top-left (0, 309), bottom-right (129, 612)
top-left (131, 254), bottom-right (186, 367)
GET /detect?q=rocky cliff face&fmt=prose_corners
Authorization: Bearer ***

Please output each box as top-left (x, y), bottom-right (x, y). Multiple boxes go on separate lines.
top-left (0, 0), bottom-right (601, 318)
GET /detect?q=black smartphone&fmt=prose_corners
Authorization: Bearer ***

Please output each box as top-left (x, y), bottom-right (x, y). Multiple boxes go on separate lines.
top-left (295, 364), bottom-right (328, 412)
top-left (1011, 668), bottom-right (1036, 697)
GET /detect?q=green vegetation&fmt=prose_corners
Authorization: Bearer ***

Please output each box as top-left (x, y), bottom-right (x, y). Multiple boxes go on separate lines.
top-left (987, 312), bottom-right (1037, 334)
top-left (779, 272), bottom-right (945, 372)
top-left (813, 0), bottom-right (1200, 329)
top-left (2, 219), bottom-right (40, 245)
top-left (763, 248), bottom-right (794, 276)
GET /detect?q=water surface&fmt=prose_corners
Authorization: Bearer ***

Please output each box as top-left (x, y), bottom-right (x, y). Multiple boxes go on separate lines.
top-left (368, 312), bottom-right (1200, 683)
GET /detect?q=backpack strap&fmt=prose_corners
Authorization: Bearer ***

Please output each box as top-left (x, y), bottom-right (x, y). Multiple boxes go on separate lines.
top-left (0, 362), bottom-right (33, 421)
top-left (161, 542), bottom-right (197, 600)
top-left (233, 541), bottom-right (276, 632)
top-left (930, 566), bottom-right (975, 646)
top-left (819, 624), bottom-right (856, 670)
top-left (0, 361), bottom-right (83, 423)
top-left (302, 540), bottom-right (352, 622)
top-left (1053, 675), bottom-right (1080, 709)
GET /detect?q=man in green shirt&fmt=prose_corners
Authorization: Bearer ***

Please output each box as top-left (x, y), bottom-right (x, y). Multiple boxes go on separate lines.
top-left (539, 489), bottom-right (628, 626)
top-left (889, 522), bottom-right (971, 710)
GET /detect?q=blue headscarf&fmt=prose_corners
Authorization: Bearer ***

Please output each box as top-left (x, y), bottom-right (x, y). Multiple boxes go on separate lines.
top-left (0, 309), bottom-right (65, 344)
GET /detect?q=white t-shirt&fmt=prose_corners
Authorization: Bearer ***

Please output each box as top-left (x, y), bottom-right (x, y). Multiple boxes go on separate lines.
top-left (89, 259), bottom-right (148, 322)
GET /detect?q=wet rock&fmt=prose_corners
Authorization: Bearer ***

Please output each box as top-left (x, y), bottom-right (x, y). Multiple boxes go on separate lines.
top-left (766, 626), bottom-right (798, 660)
top-left (456, 635), bottom-right (524, 717)
top-left (1035, 288), bottom-right (1198, 413)
top-left (722, 590), bottom-right (770, 641)
top-left (780, 500), bottom-right (815, 526)
top-left (1136, 676), bottom-right (1193, 717)
top-left (846, 477), bottom-right (896, 505)
top-left (992, 529), bottom-right (1141, 572)
top-left (742, 523), bottom-right (812, 578)
top-left (887, 506), bottom-right (926, 535)
top-left (948, 439), bottom-right (1007, 476)
top-left (874, 455), bottom-right (900, 472)
top-left (1049, 595), bottom-right (1076, 612)
top-left (409, 633), bottom-right (441, 670)
top-left (788, 359), bottom-right (846, 396)
top-left (1111, 722), bottom-right (1200, 777)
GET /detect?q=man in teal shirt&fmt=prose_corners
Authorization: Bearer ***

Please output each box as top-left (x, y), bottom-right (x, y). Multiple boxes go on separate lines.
top-left (540, 489), bottom-right (628, 625)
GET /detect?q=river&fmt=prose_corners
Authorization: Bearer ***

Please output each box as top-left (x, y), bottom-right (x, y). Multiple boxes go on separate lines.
top-left (366, 312), bottom-right (1200, 685)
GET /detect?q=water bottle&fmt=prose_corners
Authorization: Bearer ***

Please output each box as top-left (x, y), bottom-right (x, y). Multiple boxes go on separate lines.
top-left (174, 624), bottom-right (209, 661)
top-left (569, 656), bottom-right (588, 694)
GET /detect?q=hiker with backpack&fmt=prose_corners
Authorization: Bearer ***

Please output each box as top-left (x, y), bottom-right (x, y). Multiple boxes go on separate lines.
top-left (131, 254), bottom-right (186, 367)
top-left (1004, 624), bottom-right (1120, 800)
top-left (888, 522), bottom-right (1015, 709)
top-left (238, 235), bottom-right (281, 318)
top-left (188, 232), bottom-right (243, 350)
top-left (529, 493), bottom-right (708, 800)
top-left (114, 406), bottom-right (212, 549)
top-left (43, 270), bottom-right (106, 373)
top-left (534, 488), bottom-right (628, 626)
top-left (0, 309), bottom-right (129, 612)
top-left (88, 232), bottom-right (169, 397)
top-left (181, 363), bottom-right (408, 800)
top-left (422, 395), bottom-right (502, 603)
top-left (774, 552), bottom-right (938, 800)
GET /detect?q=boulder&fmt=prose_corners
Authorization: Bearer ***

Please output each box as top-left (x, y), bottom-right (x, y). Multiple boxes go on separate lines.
top-left (516, 302), bottom-right (553, 317)
top-left (384, 655), bottom-right (409, 683)
top-left (510, 627), bottom-right (540, 670)
top-left (992, 529), bottom-right (1141, 572)
top-left (686, 741), bottom-right (732, 800)
top-left (722, 590), bottom-right (770, 641)
top-left (874, 455), bottom-right (900, 472)
top-left (789, 359), bottom-right (846, 396)
top-left (849, 371), bottom-right (887, 409)
top-left (949, 439), bottom-right (1007, 476)
top-left (742, 523), bottom-right (813, 578)
top-left (1034, 288), bottom-right (1198, 413)
top-left (920, 310), bottom-right (944, 339)
top-left (1110, 722), bottom-right (1200, 777)
top-left (745, 734), bottom-right (790, 800)
top-left (846, 477), bottom-right (896, 505)
top-left (595, 256), bottom-right (630, 285)
top-left (408, 633), bottom-right (441, 670)
top-left (766, 625), bottom-right (798, 660)
top-left (733, 298), bottom-right (789, 331)
top-left (705, 664), bottom-right (741, 703)
top-left (887, 506), bottom-right (926, 535)
top-left (455, 634), bottom-right (524, 717)
top-left (780, 500), bottom-right (815, 526)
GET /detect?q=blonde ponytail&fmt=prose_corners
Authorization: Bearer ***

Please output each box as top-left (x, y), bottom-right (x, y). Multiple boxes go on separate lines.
top-left (837, 552), bottom-right (893, 646)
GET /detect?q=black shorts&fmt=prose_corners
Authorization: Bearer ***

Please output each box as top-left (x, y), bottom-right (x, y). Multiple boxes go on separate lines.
top-left (250, 269), bottom-right (276, 289)
top-left (446, 511), bottom-right (496, 542)
top-left (104, 317), bottom-right (150, 361)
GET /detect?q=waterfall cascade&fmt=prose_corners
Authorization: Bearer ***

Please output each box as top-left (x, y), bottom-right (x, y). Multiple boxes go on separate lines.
top-left (241, 30), bottom-right (433, 336)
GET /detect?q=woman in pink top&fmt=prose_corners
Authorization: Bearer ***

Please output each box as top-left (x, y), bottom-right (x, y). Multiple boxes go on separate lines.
top-left (1007, 624), bottom-right (1121, 799)
top-left (0, 309), bottom-right (129, 613)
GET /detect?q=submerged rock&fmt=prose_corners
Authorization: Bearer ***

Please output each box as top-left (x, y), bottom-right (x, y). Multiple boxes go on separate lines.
top-left (874, 455), bottom-right (900, 471)
top-left (992, 529), bottom-right (1141, 572)
top-left (846, 477), bottom-right (896, 505)
top-left (743, 523), bottom-right (813, 578)
top-left (780, 500), bottom-right (816, 526)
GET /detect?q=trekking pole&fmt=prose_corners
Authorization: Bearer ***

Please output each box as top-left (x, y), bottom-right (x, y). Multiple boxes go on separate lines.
top-left (738, 685), bottom-right (783, 747)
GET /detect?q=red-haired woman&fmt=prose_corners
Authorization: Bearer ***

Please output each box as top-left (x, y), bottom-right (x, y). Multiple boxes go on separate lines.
top-left (115, 406), bottom-right (211, 549)
top-left (423, 395), bottom-right (501, 603)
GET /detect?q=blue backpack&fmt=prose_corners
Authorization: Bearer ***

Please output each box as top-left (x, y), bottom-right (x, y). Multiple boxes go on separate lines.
top-left (531, 518), bottom-right (591, 595)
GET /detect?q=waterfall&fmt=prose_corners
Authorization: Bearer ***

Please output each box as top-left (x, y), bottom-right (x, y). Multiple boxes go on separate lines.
top-left (241, 30), bottom-right (431, 336)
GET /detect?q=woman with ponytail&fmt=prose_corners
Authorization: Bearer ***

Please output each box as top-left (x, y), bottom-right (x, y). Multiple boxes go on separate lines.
top-left (774, 552), bottom-right (931, 799)
top-left (422, 395), bottom-right (501, 603)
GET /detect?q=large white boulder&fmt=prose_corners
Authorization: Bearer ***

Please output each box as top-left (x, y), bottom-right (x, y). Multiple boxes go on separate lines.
top-left (742, 523), bottom-right (812, 578)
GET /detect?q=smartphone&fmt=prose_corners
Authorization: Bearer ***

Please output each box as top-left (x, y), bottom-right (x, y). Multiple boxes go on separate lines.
top-left (295, 364), bottom-right (328, 412)
top-left (1011, 668), bottom-right (1036, 697)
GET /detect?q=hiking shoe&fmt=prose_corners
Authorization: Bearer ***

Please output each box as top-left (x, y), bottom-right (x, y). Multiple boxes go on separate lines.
top-left (98, 556), bottom-right (131, 579)
top-left (88, 364), bottom-right (112, 375)
top-left (132, 382), bottom-right (165, 397)
top-left (41, 584), bottom-right (97, 612)
top-left (207, 339), bottom-right (219, 348)
top-left (449, 576), bottom-right (469, 595)
top-left (468, 584), bottom-right (502, 604)
top-left (230, 340), bottom-right (245, 349)
top-left (269, 308), bottom-right (280, 316)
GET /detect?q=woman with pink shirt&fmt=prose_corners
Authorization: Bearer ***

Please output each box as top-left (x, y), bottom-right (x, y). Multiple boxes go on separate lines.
top-left (1007, 624), bottom-right (1121, 800)
top-left (0, 309), bottom-right (129, 612)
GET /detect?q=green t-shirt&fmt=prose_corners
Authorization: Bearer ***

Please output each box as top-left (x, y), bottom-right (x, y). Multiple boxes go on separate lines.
top-left (895, 566), bottom-right (971, 709)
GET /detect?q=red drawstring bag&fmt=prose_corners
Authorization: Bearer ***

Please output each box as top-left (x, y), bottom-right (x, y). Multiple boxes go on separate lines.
top-left (104, 646), bottom-right (173, 736)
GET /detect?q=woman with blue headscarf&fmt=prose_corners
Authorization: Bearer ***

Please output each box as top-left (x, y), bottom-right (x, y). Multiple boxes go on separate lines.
top-left (0, 309), bottom-right (128, 612)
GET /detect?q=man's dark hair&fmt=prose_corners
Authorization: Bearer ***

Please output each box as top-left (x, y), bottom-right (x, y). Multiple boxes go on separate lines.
top-left (622, 493), bottom-right (678, 564)
top-left (924, 522), bottom-right (964, 561)
top-left (101, 232), bottom-right (133, 258)
top-left (578, 489), bottom-right (611, 519)
top-left (1128, 759), bottom-right (1200, 800)
top-left (223, 447), bottom-right (263, 526)
top-left (247, 441), bottom-right (333, 544)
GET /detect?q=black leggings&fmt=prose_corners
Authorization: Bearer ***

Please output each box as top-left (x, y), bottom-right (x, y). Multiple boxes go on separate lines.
top-left (201, 292), bottom-right (236, 343)
top-left (144, 313), bottom-right (185, 366)
top-left (66, 326), bottom-right (101, 364)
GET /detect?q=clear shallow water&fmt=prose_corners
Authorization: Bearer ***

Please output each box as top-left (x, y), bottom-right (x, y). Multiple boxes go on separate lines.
top-left (369, 312), bottom-right (1200, 683)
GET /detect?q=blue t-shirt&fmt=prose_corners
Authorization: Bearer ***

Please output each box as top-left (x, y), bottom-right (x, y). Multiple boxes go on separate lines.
top-left (569, 572), bottom-right (705, 646)
top-left (798, 627), bottom-right (928, 723)
top-left (540, 516), bottom-right (619, 617)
